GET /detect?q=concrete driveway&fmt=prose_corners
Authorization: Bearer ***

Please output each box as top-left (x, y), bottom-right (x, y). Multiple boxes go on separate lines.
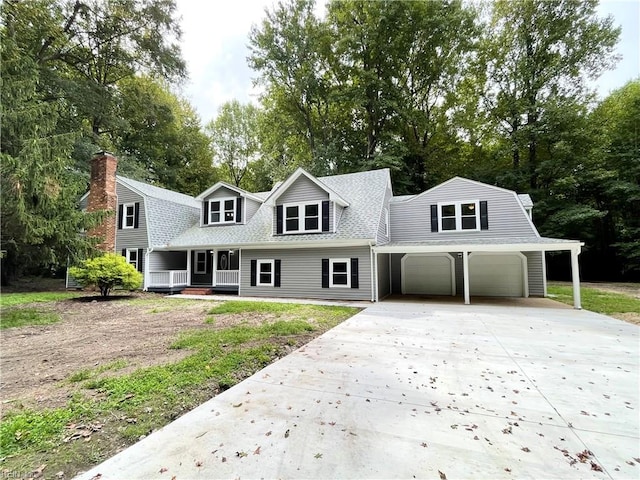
top-left (77, 302), bottom-right (639, 479)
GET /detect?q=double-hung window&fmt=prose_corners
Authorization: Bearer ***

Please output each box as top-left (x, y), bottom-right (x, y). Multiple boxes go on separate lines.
top-left (283, 202), bottom-right (321, 234)
top-left (123, 203), bottom-right (136, 229)
top-left (329, 259), bottom-right (350, 288)
top-left (438, 201), bottom-right (479, 232)
top-left (126, 249), bottom-right (138, 270)
top-left (257, 259), bottom-right (274, 286)
top-left (210, 198), bottom-right (236, 224)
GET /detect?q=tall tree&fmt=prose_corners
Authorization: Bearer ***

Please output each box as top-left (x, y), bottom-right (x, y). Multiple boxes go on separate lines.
top-left (483, 0), bottom-right (619, 189)
top-left (207, 101), bottom-right (260, 188)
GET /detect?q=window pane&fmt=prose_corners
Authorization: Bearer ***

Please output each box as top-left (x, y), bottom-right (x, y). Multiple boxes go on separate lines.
top-left (461, 217), bottom-right (477, 230)
top-left (260, 273), bottom-right (271, 284)
top-left (333, 273), bottom-right (348, 285)
top-left (286, 206), bottom-right (298, 218)
top-left (441, 204), bottom-right (455, 217)
top-left (442, 218), bottom-right (456, 230)
top-left (286, 219), bottom-right (299, 231)
top-left (224, 211), bottom-right (234, 221)
top-left (305, 204), bottom-right (318, 216)
top-left (126, 217), bottom-right (134, 227)
top-left (129, 251), bottom-right (137, 260)
top-left (211, 201), bottom-right (220, 212)
top-left (259, 263), bottom-right (272, 273)
top-left (224, 200), bottom-right (234, 210)
top-left (211, 212), bottom-right (220, 222)
top-left (461, 203), bottom-right (476, 215)
top-left (305, 217), bottom-right (318, 230)
top-left (333, 262), bottom-right (347, 273)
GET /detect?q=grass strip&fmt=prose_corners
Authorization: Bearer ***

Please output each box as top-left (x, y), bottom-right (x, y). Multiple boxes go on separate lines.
top-left (547, 284), bottom-right (640, 315)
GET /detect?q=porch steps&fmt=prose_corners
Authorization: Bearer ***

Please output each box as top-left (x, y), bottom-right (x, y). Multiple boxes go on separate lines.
top-left (181, 287), bottom-right (214, 295)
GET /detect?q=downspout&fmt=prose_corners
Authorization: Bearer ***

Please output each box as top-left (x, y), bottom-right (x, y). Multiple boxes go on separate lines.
top-left (370, 242), bottom-right (376, 302)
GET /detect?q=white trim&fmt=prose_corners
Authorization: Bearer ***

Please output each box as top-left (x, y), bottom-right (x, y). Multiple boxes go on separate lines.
top-left (282, 201), bottom-right (322, 234)
top-left (571, 248), bottom-right (582, 309)
top-left (207, 197), bottom-right (237, 225)
top-left (401, 253), bottom-right (456, 296)
top-left (329, 258), bottom-right (351, 288)
top-left (542, 251), bottom-right (548, 297)
top-left (373, 241), bottom-right (583, 254)
top-left (143, 248), bottom-right (152, 291)
top-left (157, 239), bottom-right (373, 252)
top-left (257, 259), bottom-right (275, 287)
top-left (463, 251), bottom-right (470, 305)
top-left (437, 200), bottom-right (480, 232)
top-left (468, 252), bottom-right (528, 298)
top-left (122, 202), bottom-right (136, 229)
top-left (265, 167), bottom-right (350, 207)
top-left (371, 246), bottom-right (376, 302)
top-left (194, 250), bottom-right (207, 274)
top-left (196, 181), bottom-right (263, 203)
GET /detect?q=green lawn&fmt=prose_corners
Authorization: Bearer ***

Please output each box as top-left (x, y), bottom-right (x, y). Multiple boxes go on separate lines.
top-left (0, 291), bottom-right (78, 307)
top-left (0, 308), bottom-right (61, 329)
top-left (547, 284), bottom-right (640, 315)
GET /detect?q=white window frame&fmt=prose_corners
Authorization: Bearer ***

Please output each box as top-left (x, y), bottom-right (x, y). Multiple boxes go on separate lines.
top-left (282, 201), bottom-right (322, 234)
top-left (123, 203), bottom-right (136, 229)
top-left (126, 248), bottom-right (138, 270)
top-left (329, 258), bottom-right (351, 288)
top-left (257, 259), bottom-right (275, 287)
top-left (194, 250), bottom-right (207, 274)
top-left (437, 200), bottom-right (480, 232)
top-left (209, 197), bottom-right (237, 224)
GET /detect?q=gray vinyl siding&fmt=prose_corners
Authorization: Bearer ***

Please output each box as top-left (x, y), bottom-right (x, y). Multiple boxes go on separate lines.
top-left (376, 186), bottom-right (392, 244)
top-left (390, 178), bottom-right (538, 242)
top-left (245, 198), bottom-right (261, 223)
top-left (377, 253), bottom-right (391, 299)
top-left (391, 253), bottom-right (403, 294)
top-left (115, 184), bottom-right (148, 252)
top-left (524, 251), bottom-right (544, 296)
top-left (277, 175), bottom-right (329, 204)
top-left (148, 251), bottom-right (187, 271)
top-left (205, 186), bottom-right (238, 201)
top-left (241, 246), bottom-right (372, 301)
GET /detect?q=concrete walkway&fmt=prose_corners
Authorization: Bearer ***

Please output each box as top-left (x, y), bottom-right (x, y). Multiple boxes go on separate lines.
top-left (77, 302), bottom-right (639, 479)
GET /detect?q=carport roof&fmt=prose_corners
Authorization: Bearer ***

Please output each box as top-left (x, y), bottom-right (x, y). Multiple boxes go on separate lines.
top-left (373, 236), bottom-right (583, 253)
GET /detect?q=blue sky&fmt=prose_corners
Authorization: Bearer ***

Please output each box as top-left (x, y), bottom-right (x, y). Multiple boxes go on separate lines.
top-left (175, 0), bottom-right (639, 124)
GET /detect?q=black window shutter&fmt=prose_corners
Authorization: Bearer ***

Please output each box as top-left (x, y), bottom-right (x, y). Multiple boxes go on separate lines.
top-left (134, 202), bottom-right (140, 228)
top-left (321, 259), bottom-right (329, 288)
top-left (118, 204), bottom-right (123, 229)
top-left (430, 205), bottom-right (438, 232)
top-left (350, 258), bottom-right (359, 289)
top-left (137, 248), bottom-right (144, 272)
top-left (236, 197), bottom-right (243, 223)
top-left (274, 259), bottom-right (281, 287)
top-left (250, 260), bottom-right (257, 286)
top-left (276, 205), bottom-right (283, 234)
top-left (121, 248), bottom-right (126, 257)
top-left (480, 201), bottom-right (489, 230)
top-left (322, 200), bottom-right (330, 232)
top-left (203, 201), bottom-right (209, 225)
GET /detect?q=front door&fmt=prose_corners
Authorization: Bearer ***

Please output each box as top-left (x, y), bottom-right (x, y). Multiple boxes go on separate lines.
top-left (191, 250), bottom-right (213, 286)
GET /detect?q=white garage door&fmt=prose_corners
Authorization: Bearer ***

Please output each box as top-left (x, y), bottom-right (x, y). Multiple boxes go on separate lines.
top-left (469, 254), bottom-right (526, 297)
top-left (402, 254), bottom-right (455, 295)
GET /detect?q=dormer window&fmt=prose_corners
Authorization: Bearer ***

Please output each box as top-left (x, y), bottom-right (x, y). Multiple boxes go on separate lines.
top-left (438, 201), bottom-right (479, 231)
top-left (204, 197), bottom-right (239, 225)
top-left (283, 202), bottom-right (321, 234)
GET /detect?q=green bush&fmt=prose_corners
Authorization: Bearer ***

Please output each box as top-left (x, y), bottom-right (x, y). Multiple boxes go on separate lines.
top-left (69, 253), bottom-right (143, 297)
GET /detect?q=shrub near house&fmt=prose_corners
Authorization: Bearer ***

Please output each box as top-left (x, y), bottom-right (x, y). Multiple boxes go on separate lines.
top-left (69, 253), bottom-right (143, 297)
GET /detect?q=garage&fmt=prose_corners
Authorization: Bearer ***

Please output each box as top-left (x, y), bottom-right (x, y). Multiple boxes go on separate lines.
top-left (469, 253), bottom-right (527, 297)
top-left (401, 253), bottom-right (455, 295)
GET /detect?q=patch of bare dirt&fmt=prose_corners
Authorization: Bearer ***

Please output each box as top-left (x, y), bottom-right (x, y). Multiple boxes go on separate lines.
top-left (0, 294), bottom-right (219, 412)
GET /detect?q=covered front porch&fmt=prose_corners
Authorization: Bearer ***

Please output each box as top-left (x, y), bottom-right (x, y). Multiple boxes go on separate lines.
top-left (144, 249), bottom-right (240, 293)
top-left (373, 237), bottom-right (584, 309)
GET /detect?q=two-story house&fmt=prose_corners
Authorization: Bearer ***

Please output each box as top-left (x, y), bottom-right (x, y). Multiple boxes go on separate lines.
top-left (77, 152), bottom-right (584, 307)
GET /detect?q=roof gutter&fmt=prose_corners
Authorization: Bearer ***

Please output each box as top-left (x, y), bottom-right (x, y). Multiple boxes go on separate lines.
top-left (156, 239), bottom-right (374, 252)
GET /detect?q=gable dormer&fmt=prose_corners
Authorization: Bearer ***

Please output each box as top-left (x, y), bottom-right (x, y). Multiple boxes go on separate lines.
top-left (266, 168), bottom-right (349, 235)
top-left (197, 182), bottom-right (263, 227)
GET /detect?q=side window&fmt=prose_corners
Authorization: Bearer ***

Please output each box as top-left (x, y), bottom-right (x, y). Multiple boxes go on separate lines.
top-left (322, 258), bottom-right (359, 289)
top-left (118, 202), bottom-right (139, 229)
top-left (250, 259), bottom-right (281, 287)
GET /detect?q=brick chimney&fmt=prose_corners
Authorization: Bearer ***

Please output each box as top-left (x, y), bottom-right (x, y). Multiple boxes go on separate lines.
top-left (87, 152), bottom-right (118, 252)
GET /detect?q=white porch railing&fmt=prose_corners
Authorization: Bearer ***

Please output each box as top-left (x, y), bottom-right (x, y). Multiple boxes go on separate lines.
top-left (216, 270), bottom-right (239, 286)
top-left (149, 270), bottom-right (188, 288)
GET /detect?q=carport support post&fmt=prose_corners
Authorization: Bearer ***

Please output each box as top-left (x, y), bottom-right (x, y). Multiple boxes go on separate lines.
top-left (463, 251), bottom-right (470, 305)
top-left (571, 248), bottom-right (582, 309)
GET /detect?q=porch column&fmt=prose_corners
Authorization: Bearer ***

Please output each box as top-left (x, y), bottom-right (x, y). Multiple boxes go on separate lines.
top-left (212, 250), bottom-right (217, 286)
top-left (186, 249), bottom-right (191, 285)
top-left (463, 251), bottom-right (470, 305)
top-left (571, 247), bottom-right (582, 309)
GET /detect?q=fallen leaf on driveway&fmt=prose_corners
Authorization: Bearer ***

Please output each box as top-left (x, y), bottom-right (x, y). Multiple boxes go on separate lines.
top-left (284, 429), bottom-right (290, 438)
top-left (521, 447), bottom-right (531, 452)
top-left (254, 446), bottom-right (261, 455)
top-left (590, 462), bottom-right (603, 472)
top-left (315, 453), bottom-right (323, 459)
top-left (438, 470), bottom-right (447, 480)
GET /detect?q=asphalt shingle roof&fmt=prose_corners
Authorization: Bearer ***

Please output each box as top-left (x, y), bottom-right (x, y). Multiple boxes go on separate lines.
top-left (166, 169), bottom-right (391, 249)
